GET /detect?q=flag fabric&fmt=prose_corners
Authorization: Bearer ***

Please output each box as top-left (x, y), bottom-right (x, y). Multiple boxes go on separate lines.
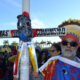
top-left (39, 56), bottom-right (80, 80)
top-left (13, 40), bottom-right (38, 79)
top-left (27, 41), bottom-right (38, 72)
top-left (13, 41), bottom-right (23, 78)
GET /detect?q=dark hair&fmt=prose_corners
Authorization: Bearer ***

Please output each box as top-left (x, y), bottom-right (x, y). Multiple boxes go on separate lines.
top-left (76, 46), bottom-right (80, 58)
top-left (51, 43), bottom-right (61, 52)
top-left (38, 49), bottom-right (49, 67)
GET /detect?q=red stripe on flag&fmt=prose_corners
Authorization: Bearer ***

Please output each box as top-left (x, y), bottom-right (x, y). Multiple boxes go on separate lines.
top-left (14, 52), bottom-right (20, 76)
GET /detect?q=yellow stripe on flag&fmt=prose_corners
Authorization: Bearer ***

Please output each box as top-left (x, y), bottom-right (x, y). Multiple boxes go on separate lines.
top-left (28, 47), bottom-right (37, 72)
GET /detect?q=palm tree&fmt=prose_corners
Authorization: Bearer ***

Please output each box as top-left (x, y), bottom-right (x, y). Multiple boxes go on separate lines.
top-left (35, 41), bottom-right (40, 46)
top-left (47, 41), bottom-right (52, 46)
top-left (11, 41), bottom-right (18, 48)
top-left (40, 40), bottom-right (46, 48)
top-left (3, 40), bottom-right (9, 46)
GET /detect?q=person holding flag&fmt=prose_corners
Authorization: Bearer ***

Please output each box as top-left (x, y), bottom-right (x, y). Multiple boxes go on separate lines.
top-left (39, 19), bottom-right (80, 80)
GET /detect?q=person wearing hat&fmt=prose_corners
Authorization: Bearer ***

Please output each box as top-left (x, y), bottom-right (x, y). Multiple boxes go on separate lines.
top-left (61, 33), bottom-right (80, 62)
top-left (39, 20), bottom-right (80, 80)
top-left (59, 19), bottom-right (80, 62)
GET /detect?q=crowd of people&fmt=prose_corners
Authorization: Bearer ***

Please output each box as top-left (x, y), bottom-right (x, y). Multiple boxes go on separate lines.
top-left (0, 41), bottom-right (80, 80)
top-left (0, 20), bottom-right (80, 80)
top-left (0, 46), bottom-right (17, 80)
top-left (0, 43), bottom-right (61, 80)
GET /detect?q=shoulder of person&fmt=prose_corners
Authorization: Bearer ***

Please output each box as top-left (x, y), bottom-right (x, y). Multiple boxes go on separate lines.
top-left (74, 56), bottom-right (80, 63)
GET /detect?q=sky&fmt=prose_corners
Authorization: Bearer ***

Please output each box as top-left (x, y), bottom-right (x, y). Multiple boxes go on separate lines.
top-left (0, 0), bottom-right (80, 45)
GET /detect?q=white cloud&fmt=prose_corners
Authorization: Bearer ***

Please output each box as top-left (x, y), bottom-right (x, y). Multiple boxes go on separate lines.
top-left (31, 19), bottom-right (47, 28)
top-left (0, 19), bottom-right (47, 30)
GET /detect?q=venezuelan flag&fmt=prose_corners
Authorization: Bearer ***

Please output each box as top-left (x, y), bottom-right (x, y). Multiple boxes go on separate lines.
top-left (39, 56), bottom-right (80, 80)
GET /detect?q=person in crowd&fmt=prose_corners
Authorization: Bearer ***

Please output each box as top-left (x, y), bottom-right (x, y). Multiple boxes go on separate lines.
top-left (1, 47), bottom-right (13, 80)
top-left (0, 52), bottom-right (5, 80)
top-left (76, 46), bottom-right (80, 61)
top-left (49, 43), bottom-right (61, 57)
top-left (35, 46), bottom-right (41, 58)
top-left (39, 20), bottom-right (80, 80)
top-left (38, 49), bottom-right (49, 68)
top-left (11, 46), bottom-right (17, 56)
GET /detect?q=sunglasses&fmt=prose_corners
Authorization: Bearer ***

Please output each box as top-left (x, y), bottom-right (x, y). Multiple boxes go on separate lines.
top-left (62, 40), bottom-right (78, 47)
